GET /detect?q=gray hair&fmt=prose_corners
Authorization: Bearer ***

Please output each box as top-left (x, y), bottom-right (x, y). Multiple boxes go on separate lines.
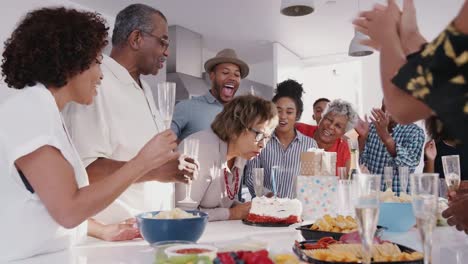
top-left (112, 4), bottom-right (167, 46)
top-left (322, 99), bottom-right (358, 132)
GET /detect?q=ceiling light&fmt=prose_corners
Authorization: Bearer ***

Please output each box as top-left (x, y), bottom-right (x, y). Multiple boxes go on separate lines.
top-left (348, 0), bottom-right (373, 57)
top-left (348, 30), bottom-right (373, 57)
top-left (280, 0), bottom-right (315, 16)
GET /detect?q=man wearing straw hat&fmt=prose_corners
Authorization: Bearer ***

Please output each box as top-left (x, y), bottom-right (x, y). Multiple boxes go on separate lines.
top-left (171, 48), bottom-right (249, 141)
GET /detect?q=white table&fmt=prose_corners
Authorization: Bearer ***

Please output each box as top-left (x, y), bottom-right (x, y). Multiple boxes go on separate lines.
top-left (11, 221), bottom-right (468, 264)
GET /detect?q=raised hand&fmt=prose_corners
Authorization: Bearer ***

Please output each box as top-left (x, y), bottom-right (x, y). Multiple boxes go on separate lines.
top-left (136, 129), bottom-right (179, 175)
top-left (399, 0), bottom-right (427, 55)
top-left (369, 108), bottom-right (391, 141)
top-left (355, 114), bottom-right (371, 138)
top-left (424, 140), bottom-right (437, 161)
top-left (146, 156), bottom-right (198, 184)
top-left (352, 0), bottom-right (401, 50)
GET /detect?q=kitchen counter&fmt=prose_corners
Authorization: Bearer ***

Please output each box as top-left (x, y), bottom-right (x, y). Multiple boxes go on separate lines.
top-left (11, 221), bottom-right (468, 264)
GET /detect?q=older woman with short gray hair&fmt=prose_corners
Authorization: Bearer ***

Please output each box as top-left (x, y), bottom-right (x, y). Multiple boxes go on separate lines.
top-left (297, 99), bottom-right (358, 171)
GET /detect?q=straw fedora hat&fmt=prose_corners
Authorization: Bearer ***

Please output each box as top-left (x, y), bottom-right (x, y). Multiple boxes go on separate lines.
top-left (204, 48), bottom-right (249, 79)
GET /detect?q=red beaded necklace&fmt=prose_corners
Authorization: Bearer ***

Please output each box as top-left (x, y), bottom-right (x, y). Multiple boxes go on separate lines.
top-left (224, 167), bottom-right (240, 200)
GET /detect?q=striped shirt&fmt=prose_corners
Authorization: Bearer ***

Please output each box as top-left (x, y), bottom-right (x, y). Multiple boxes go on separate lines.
top-left (360, 123), bottom-right (425, 194)
top-left (244, 130), bottom-right (318, 199)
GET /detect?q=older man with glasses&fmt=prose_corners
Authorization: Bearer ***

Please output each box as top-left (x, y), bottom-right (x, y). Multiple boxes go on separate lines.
top-left (63, 4), bottom-right (195, 240)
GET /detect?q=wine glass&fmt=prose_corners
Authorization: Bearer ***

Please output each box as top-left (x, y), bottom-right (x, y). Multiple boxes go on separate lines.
top-left (178, 138), bottom-right (199, 204)
top-left (410, 173), bottom-right (439, 264)
top-left (442, 155), bottom-right (461, 192)
top-left (399, 166), bottom-right (409, 195)
top-left (353, 174), bottom-right (381, 264)
top-left (157, 82), bottom-right (176, 130)
top-left (337, 167), bottom-right (347, 180)
top-left (337, 179), bottom-right (355, 217)
top-left (383, 166), bottom-right (394, 191)
top-left (253, 168), bottom-right (264, 198)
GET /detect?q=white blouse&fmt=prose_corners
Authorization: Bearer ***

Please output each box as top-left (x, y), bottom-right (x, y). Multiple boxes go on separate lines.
top-left (175, 129), bottom-right (246, 221)
top-left (0, 85), bottom-right (88, 261)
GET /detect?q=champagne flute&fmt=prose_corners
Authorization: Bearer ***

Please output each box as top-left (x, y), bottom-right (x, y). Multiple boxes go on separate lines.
top-left (157, 82), bottom-right (176, 130)
top-left (354, 174), bottom-right (381, 264)
top-left (337, 167), bottom-right (347, 180)
top-left (178, 138), bottom-right (199, 204)
top-left (338, 179), bottom-right (355, 217)
top-left (442, 155), bottom-right (461, 192)
top-left (410, 173), bottom-right (438, 264)
top-left (399, 166), bottom-right (409, 195)
top-left (253, 168), bottom-right (264, 198)
top-left (383, 166), bottom-right (393, 191)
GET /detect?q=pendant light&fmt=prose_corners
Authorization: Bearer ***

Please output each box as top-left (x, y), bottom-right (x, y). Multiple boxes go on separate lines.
top-left (348, 0), bottom-right (373, 57)
top-left (280, 0), bottom-right (315, 16)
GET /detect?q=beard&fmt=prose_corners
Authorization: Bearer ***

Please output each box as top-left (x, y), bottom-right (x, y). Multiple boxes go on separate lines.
top-left (210, 79), bottom-right (226, 103)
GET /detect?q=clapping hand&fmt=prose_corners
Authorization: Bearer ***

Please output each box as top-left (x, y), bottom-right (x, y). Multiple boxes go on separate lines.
top-left (369, 108), bottom-right (391, 141)
top-left (355, 114), bottom-right (371, 139)
top-left (424, 140), bottom-right (437, 161)
top-left (352, 0), bottom-right (401, 50)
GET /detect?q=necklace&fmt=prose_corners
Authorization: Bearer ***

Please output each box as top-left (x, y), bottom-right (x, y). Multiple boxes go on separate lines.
top-left (224, 167), bottom-right (240, 200)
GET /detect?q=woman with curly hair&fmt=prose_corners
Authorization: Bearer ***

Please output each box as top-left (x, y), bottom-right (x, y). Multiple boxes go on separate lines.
top-left (244, 79), bottom-right (318, 199)
top-left (0, 7), bottom-right (179, 261)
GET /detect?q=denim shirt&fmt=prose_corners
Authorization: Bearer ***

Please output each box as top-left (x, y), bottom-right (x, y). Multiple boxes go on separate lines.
top-left (171, 91), bottom-right (223, 141)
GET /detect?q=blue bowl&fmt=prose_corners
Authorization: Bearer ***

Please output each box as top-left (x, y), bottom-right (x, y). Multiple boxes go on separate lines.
top-left (378, 202), bottom-right (415, 232)
top-left (136, 210), bottom-right (208, 244)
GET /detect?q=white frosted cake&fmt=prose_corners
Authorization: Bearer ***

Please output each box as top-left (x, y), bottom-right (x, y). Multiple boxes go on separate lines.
top-left (246, 196), bottom-right (302, 224)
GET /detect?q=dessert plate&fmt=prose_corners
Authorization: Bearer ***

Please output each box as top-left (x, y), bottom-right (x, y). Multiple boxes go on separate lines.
top-left (241, 219), bottom-right (294, 227)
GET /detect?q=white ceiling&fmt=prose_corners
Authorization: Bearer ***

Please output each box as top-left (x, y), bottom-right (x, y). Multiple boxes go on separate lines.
top-left (70, 0), bottom-right (464, 63)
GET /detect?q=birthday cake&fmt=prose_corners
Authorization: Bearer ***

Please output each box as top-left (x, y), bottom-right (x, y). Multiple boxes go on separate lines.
top-left (246, 196), bottom-right (302, 224)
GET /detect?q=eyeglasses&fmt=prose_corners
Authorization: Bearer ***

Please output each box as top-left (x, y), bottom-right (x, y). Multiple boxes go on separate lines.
top-left (249, 128), bottom-right (271, 143)
top-left (140, 31), bottom-right (170, 52)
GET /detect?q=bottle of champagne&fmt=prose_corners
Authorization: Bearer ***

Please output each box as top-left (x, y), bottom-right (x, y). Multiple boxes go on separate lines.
top-left (348, 148), bottom-right (361, 180)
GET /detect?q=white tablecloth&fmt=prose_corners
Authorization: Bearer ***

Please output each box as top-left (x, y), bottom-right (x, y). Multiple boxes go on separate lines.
top-left (10, 221), bottom-right (468, 264)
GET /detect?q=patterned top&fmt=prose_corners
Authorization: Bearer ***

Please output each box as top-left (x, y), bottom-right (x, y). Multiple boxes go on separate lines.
top-left (171, 91), bottom-right (224, 141)
top-left (360, 123), bottom-right (425, 193)
top-left (392, 23), bottom-right (468, 145)
top-left (244, 130), bottom-right (318, 199)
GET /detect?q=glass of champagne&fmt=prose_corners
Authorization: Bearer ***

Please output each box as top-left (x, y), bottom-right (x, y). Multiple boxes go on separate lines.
top-left (383, 166), bottom-right (393, 191)
top-left (178, 138), bottom-right (199, 204)
top-left (410, 173), bottom-right (439, 264)
top-left (354, 174), bottom-right (381, 264)
top-left (157, 82), bottom-right (176, 130)
top-left (399, 166), bottom-right (409, 195)
top-left (442, 155), bottom-right (461, 192)
top-left (253, 168), bottom-right (264, 198)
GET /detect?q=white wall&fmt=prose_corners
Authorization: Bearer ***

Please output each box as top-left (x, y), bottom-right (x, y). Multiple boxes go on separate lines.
top-left (274, 42), bottom-right (303, 84)
top-left (247, 44), bottom-right (274, 88)
top-left (360, 53), bottom-right (383, 115)
top-left (300, 61), bottom-right (362, 125)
